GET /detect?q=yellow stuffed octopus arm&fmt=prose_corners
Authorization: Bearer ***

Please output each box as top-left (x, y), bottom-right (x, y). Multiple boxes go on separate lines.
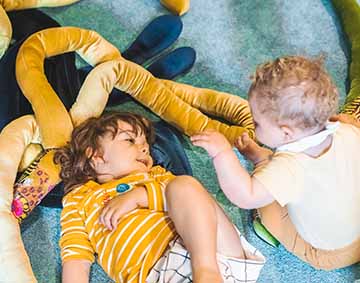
top-left (0, 115), bottom-right (41, 282)
top-left (0, 0), bottom-right (80, 59)
top-left (160, 0), bottom-right (189, 16)
top-left (16, 27), bottom-right (122, 149)
top-left (71, 57), bottom-right (254, 144)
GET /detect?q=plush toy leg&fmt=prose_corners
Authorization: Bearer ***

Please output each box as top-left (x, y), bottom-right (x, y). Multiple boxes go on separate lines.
top-left (0, 5), bottom-right (11, 58)
top-left (161, 80), bottom-right (255, 139)
top-left (71, 58), bottom-right (254, 144)
top-left (0, 115), bottom-right (41, 282)
top-left (80, 46), bottom-right (196, 106)
top-left (122, 15), bottom-right (183, 65)
top-left (0, 0), bottom-right (80, 58)
top-left (16, 27), bottom-right (121, 148)
top-left (0, 10), bottom-right (80, 131)
top-left (332, 0), bottom-right (360, 120)
top-left (160, 0), bottom-right (190, 16)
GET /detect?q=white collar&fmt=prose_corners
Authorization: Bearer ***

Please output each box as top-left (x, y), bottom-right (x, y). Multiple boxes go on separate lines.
top-left (276, 121), bottom-right (340, 153)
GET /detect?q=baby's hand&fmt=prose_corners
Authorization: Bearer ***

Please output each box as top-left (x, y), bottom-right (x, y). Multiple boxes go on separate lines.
top-left (191, 130), bottom-right (232, 158)
top-left (99, 186), bottom-right (147, 231)
top-left (330, 113), bottom-right (360, 128)
top-left (235, 132), bottom-right (272, 165)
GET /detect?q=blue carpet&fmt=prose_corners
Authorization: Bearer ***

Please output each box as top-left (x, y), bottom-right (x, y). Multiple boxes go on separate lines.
top-left (19, 0), bottom-right (360, 282)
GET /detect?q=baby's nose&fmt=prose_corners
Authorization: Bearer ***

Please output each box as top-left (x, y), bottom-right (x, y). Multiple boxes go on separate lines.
top-left (139, 144), bottom-right (149, 154)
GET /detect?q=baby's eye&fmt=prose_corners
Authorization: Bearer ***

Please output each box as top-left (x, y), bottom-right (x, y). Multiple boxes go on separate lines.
top-left (125, 138), bottom-right (135, 144)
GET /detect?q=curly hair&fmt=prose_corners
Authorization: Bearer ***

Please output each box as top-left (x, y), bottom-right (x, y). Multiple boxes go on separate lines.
top-left (54, 112), bottom-right (155, 194)
top-left (248, 55), bottom-right (339, 130)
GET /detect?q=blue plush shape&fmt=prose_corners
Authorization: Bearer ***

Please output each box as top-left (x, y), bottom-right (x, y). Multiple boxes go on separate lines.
top-left (147, 46), bottom-right (196, 80)
top-left (122, 14), bottom-right (183, 65)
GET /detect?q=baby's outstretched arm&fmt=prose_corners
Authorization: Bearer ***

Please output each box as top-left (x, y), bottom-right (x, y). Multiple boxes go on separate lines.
top-left (63, 260), bottom-right (91, 283)
top-left (191, 131), bottom-right (274, 209)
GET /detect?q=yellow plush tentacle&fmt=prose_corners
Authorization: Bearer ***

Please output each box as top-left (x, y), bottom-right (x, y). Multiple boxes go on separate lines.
top-left (71, 58), bottom-right (253, 144)
top-left (16, 27), bottom-right (122, 148)
top-left (161, 80), bottom-right (255, 139)
top-left (1, 0), bottom-right (80, 10)
top-left (0, 0), bottom-right (80, 58)
top-left (0, 5), bottom-right (11, 58)
top-left (160, 0), bottom-right (190, 16)
top-left (0, 115), bottom-right (41, 283)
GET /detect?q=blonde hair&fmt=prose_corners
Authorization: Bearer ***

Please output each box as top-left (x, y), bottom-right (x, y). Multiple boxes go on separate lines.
top-left (249, 55), bottom-right (339, 130)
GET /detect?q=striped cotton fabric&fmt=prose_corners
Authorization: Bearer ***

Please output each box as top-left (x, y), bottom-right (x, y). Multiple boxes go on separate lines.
top-left (60, 166), bottom-right (177, 283)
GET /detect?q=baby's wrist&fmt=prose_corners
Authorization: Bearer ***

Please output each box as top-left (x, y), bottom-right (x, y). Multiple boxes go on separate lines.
top-left (133, 186), bottom-right (148, 208)
top-left (212, 147), bottom-right (234, 160)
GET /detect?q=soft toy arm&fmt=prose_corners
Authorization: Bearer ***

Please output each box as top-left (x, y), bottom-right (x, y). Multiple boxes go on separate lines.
top-left (160, 0), bottom-right (189, 16)
top-left (71, 58), bottom-right (253, 145)
top-left (0, 0), bottom-right (80, 59)
top-left (0, 5), bottom-right (11, 58)
top-left (1, 0), bottom-right (80, 10)
top-left (16, 27), bottom-right (121, 148)
top-left (0, 115), bottom-right (40, 283)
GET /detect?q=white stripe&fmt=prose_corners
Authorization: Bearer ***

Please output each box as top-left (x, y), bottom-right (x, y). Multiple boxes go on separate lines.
top-left (61, 225), bottom-right (86, 235)
top-left (72, 195), bottom-right (83, 199)
top-left (160, 182), bottom-right (167, 211)
top-left (63, 201), bottom-right (79, 208)
top-left (61, 210), bottom-right (79, 221)
top-left (65, 244), bottom-right (93, 252)
top-left (61, 217), bottom-right (82, 226)
top-left (84, 206), bottom-right (102, 226)
top-left (149, 183), bottom-right (158, 209)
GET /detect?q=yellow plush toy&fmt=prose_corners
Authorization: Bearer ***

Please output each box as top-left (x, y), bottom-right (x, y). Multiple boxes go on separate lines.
top-left (161, 0), bottom-right (190, 16)
top-left (0, 0), bottom-right (80, 58)
top-left (0, 0), bottom-right (189, 58)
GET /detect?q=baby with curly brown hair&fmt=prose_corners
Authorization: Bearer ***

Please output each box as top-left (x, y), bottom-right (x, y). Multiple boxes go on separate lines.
top-left (55, 111), bottom-right (265, 283)
top-left (191, 55), bottom-right (360, 271)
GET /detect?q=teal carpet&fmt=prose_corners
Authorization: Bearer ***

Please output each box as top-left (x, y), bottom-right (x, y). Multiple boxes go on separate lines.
top-left (20, 0), bottom-right (360, 282)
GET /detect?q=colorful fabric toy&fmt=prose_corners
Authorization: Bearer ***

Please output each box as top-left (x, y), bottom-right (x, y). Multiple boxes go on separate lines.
top-left (0, 0), bottom-right (80, 59)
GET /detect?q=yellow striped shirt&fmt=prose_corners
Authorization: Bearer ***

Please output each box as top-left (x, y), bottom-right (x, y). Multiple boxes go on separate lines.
top-left (60, 166), bottom-right (177, 282)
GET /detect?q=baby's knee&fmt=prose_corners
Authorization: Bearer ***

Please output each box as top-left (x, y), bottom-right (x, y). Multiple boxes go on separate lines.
top-left (166, 175), bottom-right (202, 200)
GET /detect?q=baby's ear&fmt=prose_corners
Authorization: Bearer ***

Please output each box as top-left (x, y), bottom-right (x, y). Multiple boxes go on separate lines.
top-left (88, 148), bottom-right (105, 170)
top-left (280, 124), bottom-right (294, 142)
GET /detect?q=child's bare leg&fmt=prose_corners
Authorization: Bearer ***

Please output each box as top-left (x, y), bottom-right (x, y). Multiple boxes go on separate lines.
top-left (166, 176), bottom-right (245, 283)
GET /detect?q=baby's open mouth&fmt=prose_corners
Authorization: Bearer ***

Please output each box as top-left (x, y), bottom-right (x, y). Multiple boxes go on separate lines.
top-left (138, 159), bottom-right (148, 166)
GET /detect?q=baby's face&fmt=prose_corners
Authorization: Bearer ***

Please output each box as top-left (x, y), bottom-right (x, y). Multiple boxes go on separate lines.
top-left (96, 121), bottom-right (153, 181)
top-left (250, 97), bottom-right (288, 149)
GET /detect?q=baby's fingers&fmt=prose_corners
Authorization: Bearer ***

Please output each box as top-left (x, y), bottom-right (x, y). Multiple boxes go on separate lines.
top-left (235, 132), bottom-right (250, 149)
top-left (100, 207), bottom-right (114, 230)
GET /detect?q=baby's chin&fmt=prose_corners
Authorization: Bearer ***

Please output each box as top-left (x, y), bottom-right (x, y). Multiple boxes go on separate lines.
top-left (137, 157), bottom-right (153, 172)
